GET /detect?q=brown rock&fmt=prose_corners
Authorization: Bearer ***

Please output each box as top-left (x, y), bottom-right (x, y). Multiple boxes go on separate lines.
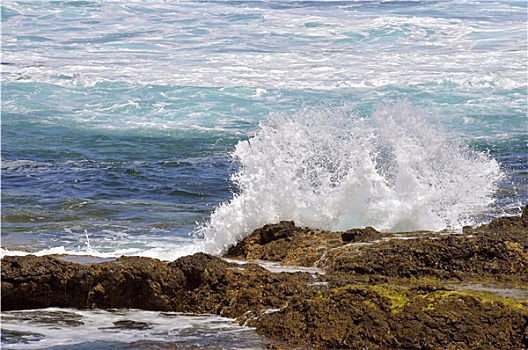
top-left (1, 255), bottom-right (187, 311)
top-left (341, 226), bottom-right (382, 242)
top-left (257, 221), bottom-right (301, 245)
top-left (256, 284), bottom-right (528, 350)
top-left (225, 222), bottom-right (343, 266)
top-left (325, 233), bottom-right (528, 282)
top-left (2, 205), bottom-right (528, 349)
top-left (1, 253), bottom-right (317, 320)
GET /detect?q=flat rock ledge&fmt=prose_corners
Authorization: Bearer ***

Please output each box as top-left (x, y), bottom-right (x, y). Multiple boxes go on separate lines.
top-left (2, 206), bottom-right (528, 350)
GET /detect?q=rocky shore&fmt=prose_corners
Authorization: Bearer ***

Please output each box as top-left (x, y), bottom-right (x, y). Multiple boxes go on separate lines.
top-left (2, 207), bottom-right (527, 349)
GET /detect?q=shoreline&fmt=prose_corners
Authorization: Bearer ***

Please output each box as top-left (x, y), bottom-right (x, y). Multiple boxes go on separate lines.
top-left (2, 206), bottom-right (527, 349)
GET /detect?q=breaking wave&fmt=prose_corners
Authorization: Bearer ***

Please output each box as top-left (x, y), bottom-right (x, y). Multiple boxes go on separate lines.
top-left (201, 101), bottom-right (504, 255)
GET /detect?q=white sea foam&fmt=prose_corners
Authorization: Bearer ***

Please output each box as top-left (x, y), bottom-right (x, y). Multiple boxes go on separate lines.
top-left (2, 1), bottom-right (525, 91)
top-left (1, 308), bottom-right (262, 349)
top-left (0, 242), bottom-right (204, 261)
top-left (223, 258), bottom-right (325, 275)
top-left (201, 101), bottom-right (504, 255)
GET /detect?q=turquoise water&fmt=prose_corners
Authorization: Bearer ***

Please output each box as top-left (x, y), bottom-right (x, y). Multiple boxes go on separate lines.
top-left (1, 0), bottom-right (527, 348)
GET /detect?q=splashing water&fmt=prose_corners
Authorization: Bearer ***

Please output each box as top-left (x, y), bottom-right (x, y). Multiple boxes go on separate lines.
top-left (201, 101), bottom-right (503, 255)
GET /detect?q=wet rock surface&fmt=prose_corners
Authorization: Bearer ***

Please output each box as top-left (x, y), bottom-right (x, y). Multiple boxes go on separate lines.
top-left (2, 207), bottom-right (528, 349)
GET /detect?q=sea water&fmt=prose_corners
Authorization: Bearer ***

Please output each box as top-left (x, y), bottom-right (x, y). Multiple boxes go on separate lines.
top-left (1, 308), bottom-right (271, 349)
top-left (1, 0), bottom-right (527, 348)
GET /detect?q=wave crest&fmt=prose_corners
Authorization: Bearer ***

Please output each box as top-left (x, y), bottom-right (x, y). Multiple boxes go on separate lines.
top-left (201, 101), bottom-right (503, 255)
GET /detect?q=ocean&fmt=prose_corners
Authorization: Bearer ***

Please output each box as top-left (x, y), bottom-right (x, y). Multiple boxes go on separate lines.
top-left (1, 0), bottom-right (527, 348)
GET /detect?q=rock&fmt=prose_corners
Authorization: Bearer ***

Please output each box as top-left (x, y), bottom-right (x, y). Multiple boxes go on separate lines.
top-left (2, 206), bottom-right (528, 349)
top-left (87, 256), bottom-right (187, 311)
top-left (225, 221), bottom-right (306, 262)
top-left (1, 255), bottom-right (187, 311)
top-left (225, 222), bottom-right (343, 266)
top-left (325, 233), bottom-right (528, 282)
top-left (464, 205), bottom-right (528, 248)
top-left (225, 209), bottom-right (528, 283)
top-left (256, 283), bottom-right (528, 350)
top-left (341, 226), bottom-right (382, 242)
top-left (1, 253), bottom-right (316, 319)
top-left (225, 205), bottom-right (528, 348)
top-left (257, 221), bottom-right (300, 245)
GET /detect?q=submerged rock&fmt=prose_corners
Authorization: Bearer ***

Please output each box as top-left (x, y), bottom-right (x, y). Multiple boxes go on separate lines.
top-left (2, 206), bottom-right (528, 349)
